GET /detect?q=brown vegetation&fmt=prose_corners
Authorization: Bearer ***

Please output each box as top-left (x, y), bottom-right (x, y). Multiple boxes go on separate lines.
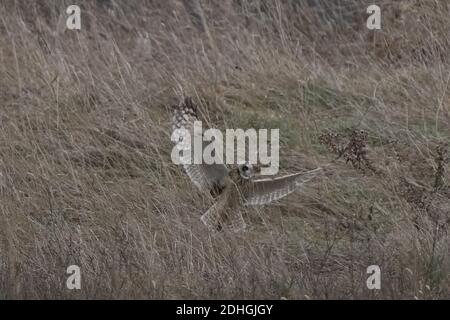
top-left (0, 0), bottom-right (449, 299)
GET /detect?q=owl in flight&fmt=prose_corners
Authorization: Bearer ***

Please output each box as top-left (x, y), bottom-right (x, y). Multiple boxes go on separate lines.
top-left (172, 97), bottom-right (323, 231)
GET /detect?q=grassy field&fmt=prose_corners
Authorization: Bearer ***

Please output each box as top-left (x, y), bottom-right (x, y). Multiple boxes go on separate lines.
top-left (0, 0), bottom-right (449, 299)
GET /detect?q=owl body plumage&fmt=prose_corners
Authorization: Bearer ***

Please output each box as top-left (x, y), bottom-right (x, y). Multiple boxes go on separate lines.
top-left (171, 97), bottom-right (323, 231)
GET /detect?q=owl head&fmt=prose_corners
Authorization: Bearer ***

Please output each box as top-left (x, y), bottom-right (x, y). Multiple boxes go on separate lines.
top-left (238, 163), bottom-right (261, 179)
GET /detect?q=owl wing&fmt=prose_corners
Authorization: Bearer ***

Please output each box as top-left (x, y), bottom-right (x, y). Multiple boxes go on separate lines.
top-left (172, 97), bottom-right (229, 192)
top-left (201, 187), bottom-right (246, 232)
top-left (244, 167), bottom-right (323, 205)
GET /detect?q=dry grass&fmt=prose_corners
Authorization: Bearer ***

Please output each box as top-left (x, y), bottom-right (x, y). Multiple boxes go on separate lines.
top-left (0, 0), bottom-right (449, 299)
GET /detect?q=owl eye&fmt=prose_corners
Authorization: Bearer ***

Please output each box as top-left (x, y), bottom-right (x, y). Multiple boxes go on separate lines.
top-left (242, 165), bottom-right (249, 171)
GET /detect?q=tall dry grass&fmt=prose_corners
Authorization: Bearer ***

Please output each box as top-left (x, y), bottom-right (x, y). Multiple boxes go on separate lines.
top-left (0, 0), bottom-right (449, 299)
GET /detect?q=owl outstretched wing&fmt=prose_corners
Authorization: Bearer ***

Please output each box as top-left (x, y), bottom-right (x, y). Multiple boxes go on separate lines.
top-left (172, 97), bottom-right (229, 192)
top-left (244, 167), bottom-right (323, 205)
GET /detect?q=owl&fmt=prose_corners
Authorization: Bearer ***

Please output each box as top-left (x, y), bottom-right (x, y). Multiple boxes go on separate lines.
top-left (171, 97), bottom-right (323, 231)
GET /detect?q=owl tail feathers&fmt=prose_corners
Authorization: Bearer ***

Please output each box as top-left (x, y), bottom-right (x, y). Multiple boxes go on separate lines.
top-left (223, 210), bottom-right (247, 233)
top-left (200, 207), bottom-right (221, 231)
top-left (200, 207), bottom-right (247, 233)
